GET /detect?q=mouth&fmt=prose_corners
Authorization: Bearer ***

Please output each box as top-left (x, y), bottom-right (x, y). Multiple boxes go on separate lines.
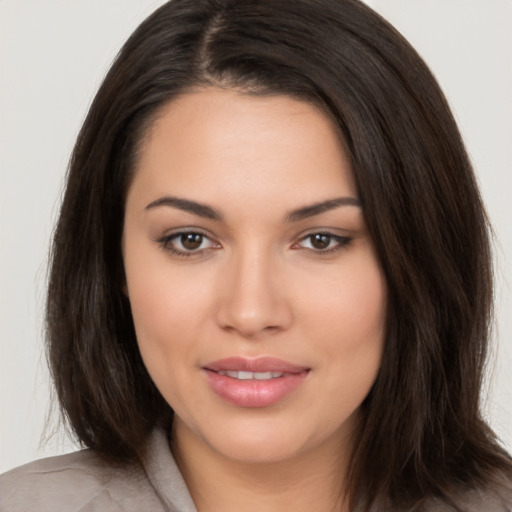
top-left (202, 357), bottom-right (310, 408)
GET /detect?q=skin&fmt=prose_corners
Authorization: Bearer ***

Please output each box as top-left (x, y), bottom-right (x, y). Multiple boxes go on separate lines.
top-left (122, 88), bottom-right (387, 512)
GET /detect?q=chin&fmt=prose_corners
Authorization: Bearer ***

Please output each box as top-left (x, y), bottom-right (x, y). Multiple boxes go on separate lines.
top-left (179, 412), bottom-right (310, 464)
top-left (201, 415), bottom-right (347, 466)
top-left (212, 434), bottom-right (308, 465)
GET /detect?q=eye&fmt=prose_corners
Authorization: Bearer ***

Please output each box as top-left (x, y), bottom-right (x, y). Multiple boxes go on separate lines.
top-left (294, 232), bottom-right (352, 253)
top-left (176, 232), bottom-right (208, 251)
top-left (158, 231), bottom-right (218, 256)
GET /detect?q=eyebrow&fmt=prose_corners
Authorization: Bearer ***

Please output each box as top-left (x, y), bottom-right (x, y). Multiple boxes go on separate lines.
top-left (144, 195), bottom-right (361, 222)
top-left (145, 196), bottom-right (223, 221)
top-left (284, 197), bottom-right (362, 222)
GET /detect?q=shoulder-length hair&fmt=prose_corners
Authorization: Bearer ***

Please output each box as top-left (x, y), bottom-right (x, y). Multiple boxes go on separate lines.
top-left (46, 0), bottom-right (511, 509)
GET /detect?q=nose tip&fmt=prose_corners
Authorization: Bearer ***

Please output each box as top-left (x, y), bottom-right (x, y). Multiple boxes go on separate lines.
top-left (215, 254), bottom-right (292, 339)
top-left (219, 307), bottom-right (284, 338)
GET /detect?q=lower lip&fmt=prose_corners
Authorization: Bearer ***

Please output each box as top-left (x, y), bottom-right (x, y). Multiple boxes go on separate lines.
top-left (203, 370), bottom-right (309, 408)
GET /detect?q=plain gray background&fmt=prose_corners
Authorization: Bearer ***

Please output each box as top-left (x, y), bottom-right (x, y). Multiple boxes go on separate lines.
top-left (1, 0), bottom-right (511, 473)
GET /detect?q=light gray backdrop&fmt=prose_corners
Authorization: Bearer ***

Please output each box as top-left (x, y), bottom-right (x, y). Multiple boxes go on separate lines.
top-left (1, 0), bottom-right (511, 472)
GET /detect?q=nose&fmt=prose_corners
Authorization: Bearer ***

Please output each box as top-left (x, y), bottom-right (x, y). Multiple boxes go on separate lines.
top-left (215, 247), bottom-right (293, 339)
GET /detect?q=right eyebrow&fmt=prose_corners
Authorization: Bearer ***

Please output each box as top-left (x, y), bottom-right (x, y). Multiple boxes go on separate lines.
top-left (144, 196), bottom-right (223, 221)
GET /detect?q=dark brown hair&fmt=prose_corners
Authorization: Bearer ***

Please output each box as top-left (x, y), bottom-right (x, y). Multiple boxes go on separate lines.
top-left (46, 0), bottom-right (511, 509)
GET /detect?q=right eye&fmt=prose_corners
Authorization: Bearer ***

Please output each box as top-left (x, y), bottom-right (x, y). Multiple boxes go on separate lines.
top-left (158, 231), bottom-right (218, 256)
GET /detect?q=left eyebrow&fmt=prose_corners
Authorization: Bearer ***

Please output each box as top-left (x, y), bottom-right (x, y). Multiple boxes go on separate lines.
top-left (284, 197), bottom-right (362, 223)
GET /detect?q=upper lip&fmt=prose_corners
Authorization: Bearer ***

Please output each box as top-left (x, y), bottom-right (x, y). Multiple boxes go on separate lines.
top-left (204, 357), bottom-right (309, 374)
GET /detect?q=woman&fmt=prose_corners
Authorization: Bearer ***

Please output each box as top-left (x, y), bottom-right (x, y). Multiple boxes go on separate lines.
top-left (1, 0), bottom-right (511, 510)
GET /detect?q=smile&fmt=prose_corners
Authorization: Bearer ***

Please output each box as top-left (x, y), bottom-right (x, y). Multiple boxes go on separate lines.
top-left (203, 357), bottom-right (310, 408)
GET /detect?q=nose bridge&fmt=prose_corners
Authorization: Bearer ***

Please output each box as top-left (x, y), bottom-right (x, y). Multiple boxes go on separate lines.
top-left (216, 241), bottom-right (291, 337)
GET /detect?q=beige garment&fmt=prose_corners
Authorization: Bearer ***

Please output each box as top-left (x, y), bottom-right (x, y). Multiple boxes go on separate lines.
top-left (1, 428), bottom-right (511, 511)
top-left (0, 429), bottom-right (197, 512)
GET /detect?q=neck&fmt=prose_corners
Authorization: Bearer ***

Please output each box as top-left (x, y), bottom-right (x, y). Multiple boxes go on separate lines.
top-left (170, 422), bottom-right (352, 512)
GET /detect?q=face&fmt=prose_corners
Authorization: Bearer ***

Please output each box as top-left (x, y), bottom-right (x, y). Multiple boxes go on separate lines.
top-left (122, 88), bottom-right (386, 465)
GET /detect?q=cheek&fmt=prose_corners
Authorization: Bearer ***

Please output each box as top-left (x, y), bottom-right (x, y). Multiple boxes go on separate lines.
top-left (338, 275), bottom-right (386, 342)
top-left (123, 239), bottom-right (203, 375)
top-left (303, 252), bottom-right (387, 347)
top-left (301, 251), bottom-right (386, 400)
top-left (124, 233), bottom-right (210, 335)
top-left (128, 279), bottom-right (209, 368)
top-left (126, 271), bottom-right (201, 408)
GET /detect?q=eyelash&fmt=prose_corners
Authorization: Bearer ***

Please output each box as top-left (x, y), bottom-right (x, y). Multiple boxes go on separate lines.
top-left (293, 232), bottom-right (352, 254)
top-left (157, 230), bottom-right (352, 258)
top-left (157, 230), bottom-right (218, 258)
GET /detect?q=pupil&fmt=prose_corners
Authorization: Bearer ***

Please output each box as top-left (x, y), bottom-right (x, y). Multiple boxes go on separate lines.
top-left (181, 233), bottom-right (203, 250)
top-left (311, 234), bottom-right (330, 249)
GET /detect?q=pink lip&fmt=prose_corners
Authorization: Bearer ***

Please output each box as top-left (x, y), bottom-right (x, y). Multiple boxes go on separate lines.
top-left (205, 357), bottom-right (308, 374)
top-left (203, 357), bottom-right (310, 408)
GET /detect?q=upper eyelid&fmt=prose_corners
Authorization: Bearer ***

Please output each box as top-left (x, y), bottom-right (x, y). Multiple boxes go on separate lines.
top-left (164, 230), bottom-right (214, 243)
top-left (295, 227), bottom-right (351, 239)
top-left (157, 226), bottom-right (214, 240)
top-left (296, 232), bottom-right (350, 245)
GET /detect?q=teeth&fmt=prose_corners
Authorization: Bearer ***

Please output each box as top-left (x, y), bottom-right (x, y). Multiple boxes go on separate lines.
top-left (217, 370), bottom-right (283, 380)
top-left (254, 371), bottom-right (274, 380)
top-left (237, 371), bottom-right (253, 380)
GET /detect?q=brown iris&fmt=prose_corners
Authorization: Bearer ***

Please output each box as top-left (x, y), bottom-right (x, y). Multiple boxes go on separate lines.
top-left (310, 234), bottom-right (331, 250)
top-left (181, 233), bottom-right (203, 250)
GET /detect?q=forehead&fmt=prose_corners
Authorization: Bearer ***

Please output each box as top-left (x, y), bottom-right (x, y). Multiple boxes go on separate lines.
top-left (128, 87), bottom-right (357, 212)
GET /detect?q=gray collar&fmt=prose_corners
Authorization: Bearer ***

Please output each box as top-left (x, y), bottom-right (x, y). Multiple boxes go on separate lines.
top-left (144, 429), bottom-right (198, 512)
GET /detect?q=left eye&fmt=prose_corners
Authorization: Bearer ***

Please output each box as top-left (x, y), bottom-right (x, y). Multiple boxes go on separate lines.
top-left (296, 233), bottom-right (351, 252)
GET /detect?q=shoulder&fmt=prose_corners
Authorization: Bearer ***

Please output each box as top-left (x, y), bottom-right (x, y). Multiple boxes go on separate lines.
top-left (427, 478), bottom-right (512, 512)
top-left (0, 449), bottom-right (162, 512)
top-left (458, 480), bottom-right (512, 512)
